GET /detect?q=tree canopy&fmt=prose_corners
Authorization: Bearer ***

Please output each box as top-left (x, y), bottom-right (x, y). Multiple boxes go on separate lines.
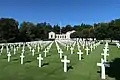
top-left (0, 17), bottom-right (120, 43)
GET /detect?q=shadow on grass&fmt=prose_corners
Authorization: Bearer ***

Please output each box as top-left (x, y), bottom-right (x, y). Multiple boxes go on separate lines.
top-left (41, 62), bottom-right (49, 67)
top-left (97, 70), bottom-right (101, 73)
top-left (108, 42), bottom-right (116, 46)
top-left (2, 57), bottom-right (7, 59)
top-left (105, 58), bottom-right (120, 80)
top-left (67, 65), bottom-right (73, 71)
top-left (62, 56), bottom-right (64, 58)
top-left (88, 52), bottom-right (90, 55)
top-left (81, 57), bottom-right (84, 60)
top-left (46, 54), bottom-right (51, 57)
top-left (12, 58), bottom-right (19, 61)
top-left (24, 60), bottom-right (32, 64)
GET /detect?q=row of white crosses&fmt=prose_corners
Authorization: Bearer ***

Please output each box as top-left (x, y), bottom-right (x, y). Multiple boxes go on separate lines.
top-left (5, 43), bottom-right (23, 62)
top-left (85, 41), bottom-right (101, 55)
top-left (27, 40), bottom-right (51, 52)
top-left (55, 40), bottom-right (63, 59)
top-left (102, 43), bottom-right (109, 62)
top-left (29, 41), bottom-right (52, 56)
top-left (0, 41), bottom-right (36, 57)
top-left (62, 40), bottom-right (99, 61)
top-left (1, 41), bottom-right (53, 65)
top-left (37, 41), bottom-right (54, 67)
top-left (69, 41), bottom-right (76, 54)
top-left (76, 41), bottom-right (83, 60)
top-left (77, 41), bottom-right (80, 51)
top-left (55, 40), bottom-right (71, 72)
top-left (77, 40), bottom-right (101, 62)
top-left (43, 41), bottom-right (54, 57)
top-left (21, 41), bottom-right (53, 65)
top-left (97, 41), bottom-right (109, 79)
top-left (59, 40), bottom-right (86, 72)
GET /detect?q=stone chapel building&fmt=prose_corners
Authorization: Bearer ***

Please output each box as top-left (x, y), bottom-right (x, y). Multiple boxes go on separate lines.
top-left (48, 30), bottom-right (75, 40)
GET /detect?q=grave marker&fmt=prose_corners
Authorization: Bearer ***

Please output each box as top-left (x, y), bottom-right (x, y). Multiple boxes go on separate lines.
top-left (20, 53), bottom-right (25, 64)
top-left (32, 48), bottom-right (35, 56)
top-left (97, 58), bottom-right (106, 79)
top-left (7, 52), bottom-right (11, 62)
top-left (77, 50), bottom-right (83, 60)
top-left (70, 47), bottom-right (74, 54)
top-left (58, 49), bottom-right (63, 58)
top-left (85, 46), bottom-right (90, 55)
top-left (43, 49), bottom-right (48, 57)
top-left (61, 56), bottom-right (70, 72)
top-left (37, 54), bottom-right (43, 67)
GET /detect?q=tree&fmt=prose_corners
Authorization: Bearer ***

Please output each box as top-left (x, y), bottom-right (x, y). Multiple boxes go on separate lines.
top-left (80, 28), bottom-right (89, 39)
top-left (19, 21), bottom-right (37, 41)
top-left (61, 25), bottom-right (73, 33)
top-left (53, 24), bottom-right (60, 34)
top-left (36, 22), bottom-right (52, 40)
top-left (0, 18), bottom-right (19, 43)
top-left (0, 17), bottom-right (120, 42)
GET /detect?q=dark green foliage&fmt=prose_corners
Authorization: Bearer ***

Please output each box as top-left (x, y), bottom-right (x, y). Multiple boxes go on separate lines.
top-left (0, 17), bottom-right (120, 42)
top-left (0, 18), bottom-right (19, 43)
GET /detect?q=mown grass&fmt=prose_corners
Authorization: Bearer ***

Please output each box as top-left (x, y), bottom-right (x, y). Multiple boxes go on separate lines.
top-left (0, 42), bottom-right (120, 80)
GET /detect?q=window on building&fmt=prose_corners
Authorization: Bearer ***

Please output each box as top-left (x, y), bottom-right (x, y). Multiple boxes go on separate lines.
top-left (65, 36), bottom-right (66, 38)
top-left (51, 35), bottom-right (53, 38)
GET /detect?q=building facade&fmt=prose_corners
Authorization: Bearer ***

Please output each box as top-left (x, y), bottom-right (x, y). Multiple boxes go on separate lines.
top-left (48, 30), bottom-right (75, 40)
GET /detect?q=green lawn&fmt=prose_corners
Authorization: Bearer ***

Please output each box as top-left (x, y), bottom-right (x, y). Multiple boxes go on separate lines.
top-left (0, 42), bottom-right (120, 80)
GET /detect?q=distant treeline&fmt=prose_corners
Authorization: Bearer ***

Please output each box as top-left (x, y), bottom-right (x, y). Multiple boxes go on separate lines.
top-left (0, 18), bottom-right (120, 43)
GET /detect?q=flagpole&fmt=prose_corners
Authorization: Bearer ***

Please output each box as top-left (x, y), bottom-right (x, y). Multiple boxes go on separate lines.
top-left (60, 22), bottom-right (61, 34)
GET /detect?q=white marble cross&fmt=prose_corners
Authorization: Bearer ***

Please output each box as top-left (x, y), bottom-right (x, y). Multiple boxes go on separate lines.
top-left (37, 44), bottom-right (40, 52)
top-left (57, 48), bottom-right (61, 53)
top-left (77, 45), bottom-right (80, 51)
top-left (93, 44), bottom-right (96, 49)
top-left (85, 46), bottom-right (90, 55)
top-left (47, 47), bottom-right (50, 51)
top-left (0, 47), bottom-right (3, 54)
top-left (61, 56), bottom-right (70, 72)
top-left (14, 48), bottom-right (16, 55)
top-left (58, 49), bottom-right (63, 58)
top-left (16, 46), bottom-right (19, 51)
top-left (97, 58), bottom-right (106, 79)
top-left (35, 44), bottom-right (37, 49)
top-left (43, 49), bottom-right (48, 57)
top-left (103, 47), bottom-right (109, 51)
top-left (77, 50), bottom-right (83, 60)
top-left (66, 45), bottom-right (69, 51)
top-left (41, 45), bottom-right (43, 50)
top-left (101, 52), bottom-right (109, 62)
top-left (29, 46), bottom-right (32, 52)
top-left (103, 48), bottom-right (109, 53)
top-left (32, 48), bottom-right (35, 56)
top-left (104, 44), bottom-right (109, 48)
top-left (22, 48), bottom-right (25, 53)
top-left (6, 46), bottom-right (9, 54)
top-left (7, 52), bottom-right (11, 62)
top-left (70, 47), bottom-right (74, 54)
top-left (73, 42), bottom-right (76, 47)
top-left (37, 54), bottom-right (43, 67)
top-left (20, 53), bottom-right (25, 64)
top-left (82, 44), bottom-right (85, 49)
top-left (90, 45), bottom-right (93, 52)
